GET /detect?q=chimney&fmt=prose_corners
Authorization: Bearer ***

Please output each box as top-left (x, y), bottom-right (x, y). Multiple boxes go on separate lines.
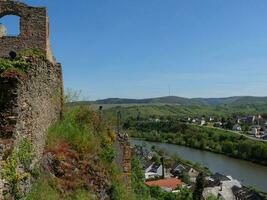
top-left (161, 157), bottom-right (165, 179)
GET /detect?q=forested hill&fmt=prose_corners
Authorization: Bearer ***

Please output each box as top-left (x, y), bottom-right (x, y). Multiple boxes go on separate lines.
top-left (89, 96), bottom-right (267, 106)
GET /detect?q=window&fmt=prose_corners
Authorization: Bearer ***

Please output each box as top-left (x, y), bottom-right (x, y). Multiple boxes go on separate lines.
top-left (0, 15), bottom-right (20, 37)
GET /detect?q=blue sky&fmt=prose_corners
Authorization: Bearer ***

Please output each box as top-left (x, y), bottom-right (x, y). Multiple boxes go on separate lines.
top-left (1, 0), bottom-right (267, 100)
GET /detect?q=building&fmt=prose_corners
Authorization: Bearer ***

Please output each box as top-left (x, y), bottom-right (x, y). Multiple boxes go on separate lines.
top-left (145, 178), bottom-right (183, 192)
top-left (232, 186), bottom-right (265, 200)
top-left (246, 116), bottom-right (256, 124)
top-left (0, 0), bottom-right (54, 62)
top-left (250, 125), bottom-right (262, 137)
top-left (232, 124), bottom-right (242, 131)
top-left (203, 175), bottom-right (242, 200)
top-left (214, 122), bottom-right (222, 127)
top-left (200, 119), bottom-right (206, 126)
top-left (170, 164), bottom-right (187, 177)
top-left (145, 163), bottom-right (166, 180)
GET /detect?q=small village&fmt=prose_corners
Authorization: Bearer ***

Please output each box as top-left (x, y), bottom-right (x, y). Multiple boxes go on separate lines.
top-left (184, 115), bottom-right (267, 141)
top-left (133, 144), bottom-right (265, 200)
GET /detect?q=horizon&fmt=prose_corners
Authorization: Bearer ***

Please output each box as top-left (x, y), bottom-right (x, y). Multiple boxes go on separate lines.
top-left (2, 0), bottom-right (267, 100)
top-left (90, 95), bottom-right (267, 101)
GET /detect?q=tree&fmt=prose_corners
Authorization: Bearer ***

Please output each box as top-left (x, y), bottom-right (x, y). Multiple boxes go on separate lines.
top-left (193, 172), bottom-right (205, 200)
top-left (176, 186), bottom-right (193, 200)
top-left (179, 171), bottom-right (190, 185)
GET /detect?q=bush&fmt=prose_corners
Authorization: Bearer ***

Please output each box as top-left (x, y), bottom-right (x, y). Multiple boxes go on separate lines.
top-left (46, 106), bottom-right (100, 154)
top-left (18, 139), bottom-right (34, 171)
top-left (100, 144), bottom-right (116, 163)
top-left (0, 58), bottom-right (29, 77)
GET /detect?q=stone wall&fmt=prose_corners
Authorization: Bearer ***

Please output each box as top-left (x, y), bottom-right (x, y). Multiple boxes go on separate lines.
top-left (0, 0), bottom-right (54, 63)
top-left (115, 136), bottom-right (132, 191)
top-left (0, 57), bottom-right (63, 198)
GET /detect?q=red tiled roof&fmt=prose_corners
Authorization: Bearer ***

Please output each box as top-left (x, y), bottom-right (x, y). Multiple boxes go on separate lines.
top-left (145, 178), bottom-right (182, 190)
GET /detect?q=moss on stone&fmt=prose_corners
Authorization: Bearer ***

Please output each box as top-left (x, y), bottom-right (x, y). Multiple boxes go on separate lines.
top-left (0, 57), bottom-right (29, 78)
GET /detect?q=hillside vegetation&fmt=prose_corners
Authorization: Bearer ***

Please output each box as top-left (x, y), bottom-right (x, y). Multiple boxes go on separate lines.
top-left (102, 104), bottom-right (267, 122)
top-left (24, 106), bottom-right (198, 200)
top-left (127, 120), bottom-right (267, 165)
top-left (89, 96), bottom-right (267, 106)
top-left (25, 106), bottom-right (136, 200)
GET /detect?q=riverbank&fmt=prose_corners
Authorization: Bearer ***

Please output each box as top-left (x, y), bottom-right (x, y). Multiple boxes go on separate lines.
top-left (131, 138), bottom-right (267, 193)
top-left (132, 133), bottom-right (267, 166)
top-left (126, 119), bottom-right (267, 166)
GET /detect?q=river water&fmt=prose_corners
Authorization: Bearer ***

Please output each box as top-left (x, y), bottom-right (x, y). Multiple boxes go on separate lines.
top-left (130, 139), bottom-right (267, 193)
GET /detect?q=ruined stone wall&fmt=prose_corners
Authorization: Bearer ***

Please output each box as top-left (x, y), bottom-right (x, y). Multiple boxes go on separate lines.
top-left (0, 1), bottom-right (54, 63)
top-left (0, 57), bottom-right (63, 197)
top-left (115, 137), bottom-right (132, 190)
top-left (122, 141), bottom-right (132, 190)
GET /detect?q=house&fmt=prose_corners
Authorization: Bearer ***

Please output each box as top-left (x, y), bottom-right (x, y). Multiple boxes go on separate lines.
top-left (213, 122), bottom-right (222, 127)
top-left (145, 178), bottom-right (183, 192)
top-left (200, 119), bottom-right (206, 126)
top-left (209, 117), bottom-right (214, 122)
top-left (232, 124), bottom-right (242, 131)
top-left (250, 125), bottom-right (262, 137)
top-left (251, 127), bottom-right (258, 136)
top-left (188, 168), bottom-right (198, 183)
top-left (246, 116), bottom-right (256, 124)
top-left (170, 164), bottom-right (187, 177)
top-left (203, 175), bottom-right (242, 200)
top-left (192, 118), bottom-right (198, 123)
top-left (209, 173), bottom-right (231, 182)
top-left (145, 163), bottom-right (166, 180)
top-left (232, 185), bottom-right (265, 200)
top-left (236, 117), bottom-right (242, 124)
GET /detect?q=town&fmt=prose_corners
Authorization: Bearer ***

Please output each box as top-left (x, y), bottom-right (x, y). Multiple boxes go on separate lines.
top-left (133, 144), bottom-right (265, 200)
top-left (185, 114), bottom-right (267, 141)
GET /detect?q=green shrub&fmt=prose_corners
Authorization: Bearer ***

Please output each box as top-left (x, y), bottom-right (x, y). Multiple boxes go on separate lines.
top-left (71, 189), bottom-right (97, 200)
top-left (100, 144), bottom-right (116, 163)
top-left (47, 106), bottom-right (99, 154)
top-left (18, 49), bottom-right (46, 60)
top-left (18, 139), bottom-right (34, 171)
top-left (2, 150), bottom-right (21, 199)
top-left (25, 176), bottom-right (61, 200)
top-left (0, 58), bottom-right (29, 77)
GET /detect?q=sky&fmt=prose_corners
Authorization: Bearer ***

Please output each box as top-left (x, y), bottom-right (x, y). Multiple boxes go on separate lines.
top-left (1, 0), bottom-right (267, 100)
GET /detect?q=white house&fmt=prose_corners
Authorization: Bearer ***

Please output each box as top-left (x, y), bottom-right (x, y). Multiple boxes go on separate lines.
top-left (232, 124), bottom-right (242, 131)
top-left (203, 176), bottom-right (242, 200)
top-left (250, 125), bottom-right (261, 137)
top-left (145, 163), bottom-right (166, 180)
top-left (200, 119), bottom-right (206, 126)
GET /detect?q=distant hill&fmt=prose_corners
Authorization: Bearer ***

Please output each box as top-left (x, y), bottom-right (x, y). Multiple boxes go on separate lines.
top-left (93, 96), bottom-right (195, 105)
top-left (92, 96), bottom-right (267, 106)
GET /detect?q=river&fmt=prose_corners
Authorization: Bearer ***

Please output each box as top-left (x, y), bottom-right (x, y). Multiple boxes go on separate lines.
top-left (130, 139), bottom-right (267, 193)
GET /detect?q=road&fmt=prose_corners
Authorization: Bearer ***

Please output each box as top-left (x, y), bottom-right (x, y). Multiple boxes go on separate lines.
top-left (204, 125), bottom-right (267, 142)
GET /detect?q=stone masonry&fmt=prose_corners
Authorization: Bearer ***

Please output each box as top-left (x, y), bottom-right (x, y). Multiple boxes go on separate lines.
top-left (0, 0), bottom-right (63, 198)
top-left (115, 136), bottom-right (132, 191)
top-left (0, 58), bottom-right (63, 198)
top-left (0, 0), bottom-right (54, 62)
